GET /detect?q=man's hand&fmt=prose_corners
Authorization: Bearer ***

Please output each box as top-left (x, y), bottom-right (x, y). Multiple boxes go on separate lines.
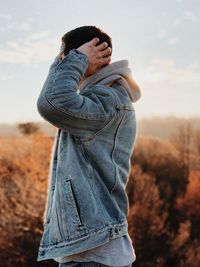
top-left (77, 38), bottom-right (112, 75)
top-left (60, 38), bottom-right (112, 76)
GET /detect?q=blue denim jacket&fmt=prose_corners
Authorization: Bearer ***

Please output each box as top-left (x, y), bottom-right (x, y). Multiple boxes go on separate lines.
top-left (36, 49), bottom-right (137, 261)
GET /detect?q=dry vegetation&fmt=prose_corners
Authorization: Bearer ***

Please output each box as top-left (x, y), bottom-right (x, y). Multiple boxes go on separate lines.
top-left (0, 118), bottom-right (199, 267)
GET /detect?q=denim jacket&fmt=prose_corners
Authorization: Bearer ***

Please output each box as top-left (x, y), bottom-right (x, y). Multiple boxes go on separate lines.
top-left (36, 49), bottom-right (138, 261)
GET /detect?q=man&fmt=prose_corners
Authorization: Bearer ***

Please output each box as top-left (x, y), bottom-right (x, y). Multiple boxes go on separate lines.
top-left (36, 25), bottom-right (141, 267)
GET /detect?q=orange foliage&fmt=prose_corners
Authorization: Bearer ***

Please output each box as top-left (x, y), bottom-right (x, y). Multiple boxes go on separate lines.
top-left (0, 132), bottom-right (53, 266)
top-left (176, 170), bottom-right (200, 216)
top-left (0, 128), bottom-right (199, 267)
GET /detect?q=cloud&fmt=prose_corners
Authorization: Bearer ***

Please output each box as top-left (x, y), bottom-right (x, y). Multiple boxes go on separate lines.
top-left (0, 13), bottom-right (12, 20)
top-left (0, 74), bottom-right (14, 81)
top-left (173, 18), bottom-right (182, 25)
top-left (168, 37), bottom-right (178, 46)
top-left (0, 13), bottom-right (61, 64)
top-left (183, 10), bottom-right (199, 22)
top-left (157, 31), bottom-right (179, 46)
top-left (136, 59), bottom-right (200, 85)
top-left (173, 10), bottom-right (199, 25)
top-left (27, 30), bottom-right (52, 40)
top-left (187, 60), bottom-right (199, 71)
top-left (157, 29), bottom-right (167, 39)
top-left (0, 13), bottom-right (32, 32)
top-left (6, 21), bottom-right (30, 32)
top-left (0, 31), bottom-right (60, 64)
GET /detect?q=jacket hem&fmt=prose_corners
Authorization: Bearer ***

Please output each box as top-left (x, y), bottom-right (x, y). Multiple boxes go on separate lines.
top-left (37, 219), bottom-right (128, 262)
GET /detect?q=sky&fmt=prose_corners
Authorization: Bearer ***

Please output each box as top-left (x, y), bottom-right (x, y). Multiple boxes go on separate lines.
top-left (0, 0), bottom-right (199, 124)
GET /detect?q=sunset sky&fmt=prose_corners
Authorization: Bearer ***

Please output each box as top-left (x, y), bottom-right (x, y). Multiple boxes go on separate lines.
top-left (0, 0), bottom-right (199, 123)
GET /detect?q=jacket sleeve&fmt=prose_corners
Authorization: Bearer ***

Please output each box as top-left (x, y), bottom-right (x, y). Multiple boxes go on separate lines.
top-left (36, 48), bottom-right (118, 138)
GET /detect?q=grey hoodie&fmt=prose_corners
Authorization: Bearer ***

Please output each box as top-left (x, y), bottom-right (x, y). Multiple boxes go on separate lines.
top-left (78, 59), bottom-right (142, 103)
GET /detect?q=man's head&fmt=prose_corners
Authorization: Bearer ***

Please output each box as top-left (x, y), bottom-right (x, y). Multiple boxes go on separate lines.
top-left (61, 25), bottom-right (112, 57)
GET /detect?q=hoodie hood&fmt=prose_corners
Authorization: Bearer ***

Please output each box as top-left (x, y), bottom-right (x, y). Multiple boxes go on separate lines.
top-left (78, 59), bottom-right (142, 103)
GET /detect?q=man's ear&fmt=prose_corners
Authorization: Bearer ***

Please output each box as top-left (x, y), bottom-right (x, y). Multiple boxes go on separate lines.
top-left (60, 52), bottom-right (65, 60)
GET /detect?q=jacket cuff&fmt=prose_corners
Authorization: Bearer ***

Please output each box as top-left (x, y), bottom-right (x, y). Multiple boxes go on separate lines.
top-left (55, 48), bottom-right (89, 74)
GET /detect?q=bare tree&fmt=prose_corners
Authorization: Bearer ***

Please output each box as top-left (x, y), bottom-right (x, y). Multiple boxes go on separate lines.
top-left (193, 129), bottom-right (200, 156)
top-left (17, 122), bottom-right (40, 135)
top-left (169, 119), bottom-right (193, 178)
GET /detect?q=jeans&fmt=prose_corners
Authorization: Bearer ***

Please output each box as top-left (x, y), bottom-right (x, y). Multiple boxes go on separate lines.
top-left (58, 261), bottom-right (132, 267)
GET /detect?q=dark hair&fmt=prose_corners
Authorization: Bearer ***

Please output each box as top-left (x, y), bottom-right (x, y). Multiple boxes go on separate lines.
top-left (61, 25), bottom-right (112, 56)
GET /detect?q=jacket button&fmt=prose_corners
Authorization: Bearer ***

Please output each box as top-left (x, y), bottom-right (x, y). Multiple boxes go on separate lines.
top-left (56, 66), bottom-right (63, 71)
top-left (46, 218), bottom-right (50, 223)
top-left (114, 228), bottom-right (119, 233)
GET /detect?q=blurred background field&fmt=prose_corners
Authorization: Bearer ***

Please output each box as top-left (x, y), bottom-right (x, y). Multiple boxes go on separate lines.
top-left (0, 116), bottom-right (200, 267)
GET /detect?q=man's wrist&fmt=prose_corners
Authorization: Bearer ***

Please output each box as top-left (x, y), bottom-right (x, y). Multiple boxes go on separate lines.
top-left (71, 49), bottom-right (89, 64)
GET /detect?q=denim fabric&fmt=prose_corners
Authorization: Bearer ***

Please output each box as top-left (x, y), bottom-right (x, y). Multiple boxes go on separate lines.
top-left (36, 49), bottom-right (137, 262)
top-left (58, 262), bottom-right (132, 267)
top-left (54, 234), bottom-right (136, 266)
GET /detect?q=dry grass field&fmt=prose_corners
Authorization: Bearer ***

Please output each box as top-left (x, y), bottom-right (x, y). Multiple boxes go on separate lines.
top-left (0, 116), bottom-right (199, 267)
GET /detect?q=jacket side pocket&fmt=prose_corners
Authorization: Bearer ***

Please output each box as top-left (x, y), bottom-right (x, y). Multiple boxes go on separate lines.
top-left (63, 179), bottom-right (84, 227)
